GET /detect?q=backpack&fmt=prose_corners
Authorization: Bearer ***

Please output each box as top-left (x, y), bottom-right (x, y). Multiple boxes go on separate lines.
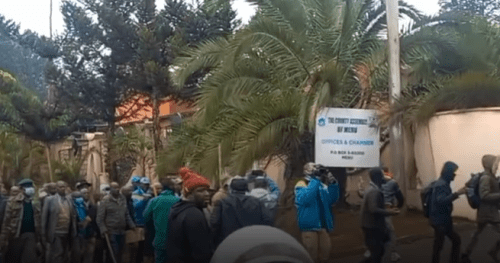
top-left (421, 181), bottom-right (436, 218)
top-left (465, 172), bottom-right (483, 209)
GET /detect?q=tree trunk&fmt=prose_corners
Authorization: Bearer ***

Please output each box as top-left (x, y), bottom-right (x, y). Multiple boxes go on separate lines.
top-left (0, 160), bottom-right (4, 185)
top-left (152, 88), bottom-right (161, 155)
top-left (105, 120), bottom-right (117, 183)
top-left (274, 135), bottom-right (314, 242)
top-left (45, 143), bottom-right (53, 182)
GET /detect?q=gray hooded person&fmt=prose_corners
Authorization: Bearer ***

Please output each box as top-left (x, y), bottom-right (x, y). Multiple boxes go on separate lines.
top-left (463, 155), bottom-right (500, 263)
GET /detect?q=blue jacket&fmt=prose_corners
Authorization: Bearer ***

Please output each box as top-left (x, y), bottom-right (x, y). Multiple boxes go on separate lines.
top-left (132, 188), bottom-right (151, 226)
top-left (266, 177), bottom-right (281, 200)
top-left (430, 161), bottom-right (460, 227)
top-left (295, 176), bottom-right (340, 232)
top-left (74, 197), bottom-right (87, 222)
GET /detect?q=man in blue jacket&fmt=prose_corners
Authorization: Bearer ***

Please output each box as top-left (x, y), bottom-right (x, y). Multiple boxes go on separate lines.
top-left (295, 163), bottom-right (339, 263)
top-left (429, 161), bottom-right (466, 263)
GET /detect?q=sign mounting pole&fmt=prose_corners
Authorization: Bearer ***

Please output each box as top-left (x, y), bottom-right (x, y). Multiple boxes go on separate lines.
top-left (386, 0), bottom-right (406, 213)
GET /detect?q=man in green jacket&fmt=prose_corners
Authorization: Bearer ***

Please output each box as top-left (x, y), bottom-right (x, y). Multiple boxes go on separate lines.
top-left (143, 178), bottom-right (180, 263)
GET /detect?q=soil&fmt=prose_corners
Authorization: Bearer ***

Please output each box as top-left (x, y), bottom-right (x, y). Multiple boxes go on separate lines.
top-left (329, 208), bottom-right (475, 259)
top-left (276, 204), bottom-right (476, 260)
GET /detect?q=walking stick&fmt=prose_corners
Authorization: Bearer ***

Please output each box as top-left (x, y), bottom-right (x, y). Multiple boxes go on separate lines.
top-left (104, 233), bottom-right (118, 263)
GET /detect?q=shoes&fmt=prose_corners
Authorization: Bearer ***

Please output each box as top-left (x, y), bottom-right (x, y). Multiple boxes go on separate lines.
top-left (390, 252), bottom-right (401, 262)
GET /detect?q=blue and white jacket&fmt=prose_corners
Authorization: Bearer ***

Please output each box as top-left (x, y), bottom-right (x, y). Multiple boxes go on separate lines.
top-left (295, 176), bottom-right (339, 232)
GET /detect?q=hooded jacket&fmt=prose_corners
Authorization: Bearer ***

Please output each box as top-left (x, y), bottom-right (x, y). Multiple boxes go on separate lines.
top-left (166, 200), bottom-right (213, 263)
top-left (211, 179), bottom-right (274, 247)
top-left (477, 155), bottom-right (500, 223)
top-left (248, 188), bottom-right (279, 220)
top-left (429, 161), bottom-right (460, 226)
top-left (294, 176), bottom-right (340, 232)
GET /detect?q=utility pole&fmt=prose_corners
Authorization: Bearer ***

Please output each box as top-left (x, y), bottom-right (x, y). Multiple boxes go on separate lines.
top-left (385, 0), bottom-right (406, 212)
top-left (49, 0), bottom-right (53, 39)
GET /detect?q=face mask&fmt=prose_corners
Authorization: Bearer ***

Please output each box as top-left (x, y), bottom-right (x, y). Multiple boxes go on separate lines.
top-left (24, 187), bottom-right (35, 197)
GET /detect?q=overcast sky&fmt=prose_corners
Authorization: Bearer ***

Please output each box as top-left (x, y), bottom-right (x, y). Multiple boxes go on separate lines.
top-left (2, 0), bottom-right (441, 37)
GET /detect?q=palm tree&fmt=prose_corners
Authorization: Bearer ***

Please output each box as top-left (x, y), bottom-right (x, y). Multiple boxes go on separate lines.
top-left (167, 0), bottom-right (422, 178)
top-left (111, 125), bottom-right (154, 184)
top-left (380, 15), bottom-right (500, 126)
top-left (51, 146), bottom-right (102, 190)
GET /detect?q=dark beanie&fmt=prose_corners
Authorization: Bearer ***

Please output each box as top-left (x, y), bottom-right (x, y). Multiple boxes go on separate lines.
top-left (369, 168), bottom-right (384, 182)
top-left (230, 178), bottom-right (248, 192)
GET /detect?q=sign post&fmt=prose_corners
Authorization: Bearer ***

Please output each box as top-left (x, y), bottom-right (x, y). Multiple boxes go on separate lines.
top-left (315, 108), bottom-right (380, 168)
top-left (386, 0), bottom-right (406, 213)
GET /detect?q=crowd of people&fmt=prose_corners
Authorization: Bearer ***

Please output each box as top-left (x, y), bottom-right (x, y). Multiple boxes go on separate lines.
top-left (4, 156), bottom-right (498, 263)
top-left (0, 166), bottom-right (317, 263)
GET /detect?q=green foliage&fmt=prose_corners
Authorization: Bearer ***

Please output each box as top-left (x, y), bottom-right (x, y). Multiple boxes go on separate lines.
top-left (383, 16), bottom-right (500, 127)
top-left (0, 14), bottom-right (50, 99)
top-left (51, 146), bottom-right (101, 188)
top-left (439, 0), bottom-right (500, 18)
top-left (0, 126), bottom-right (46, 186)
top-left (165, 0), bottom-right (423, 179)
top-left (111, 125), bottom-right (153, 177)
top-left (390, 73), bottom-right (500, 126)
top-left (0, 68), bottom-right (78, 143)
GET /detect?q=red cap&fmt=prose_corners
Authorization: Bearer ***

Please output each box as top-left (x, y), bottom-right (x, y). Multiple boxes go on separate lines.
top-left (179, 167), bottom-right (210, 195)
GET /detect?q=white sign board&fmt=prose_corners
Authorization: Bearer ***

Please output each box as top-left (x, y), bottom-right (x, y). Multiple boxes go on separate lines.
top-left (315, 108), bottom-right (380, 168)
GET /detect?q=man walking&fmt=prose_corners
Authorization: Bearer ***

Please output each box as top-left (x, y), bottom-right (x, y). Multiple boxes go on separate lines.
top-left (41, 180), bottom-right (77, 263)
top-left (361, 168), bottom-right (400, 263)
top-left (97, 182), bottom-right (136, 263)
top-left (295, 163), bottom-right (340, 263)
top-left (463, 155), bottom-right (500, 262)
top-left (381, 167), bottom-right (404, 262)
top-left (0, 179), bottom-right (41, 263)
top-left (428, 161), bottom-right (466, 263)
top-left (166, 167), bottom-right (213, 263)
top-left (211, 176), bottom-right (273, 248)
top-left (143, 178), bottom-right (180, 263)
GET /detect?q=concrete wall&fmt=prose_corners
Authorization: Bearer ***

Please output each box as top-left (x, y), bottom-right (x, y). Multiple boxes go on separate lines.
top-left (412, 107), bottom-right (500, 221)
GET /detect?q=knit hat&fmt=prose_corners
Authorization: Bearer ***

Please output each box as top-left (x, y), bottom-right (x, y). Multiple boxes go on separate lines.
top-left (179, 167), bottom-right (211, 195)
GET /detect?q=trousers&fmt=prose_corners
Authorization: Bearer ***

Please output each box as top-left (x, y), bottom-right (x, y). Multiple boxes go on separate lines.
top-left (465, 222), bottom-right (500, 256)
top-left (301, 229), bottom-right (331, 262)
top-left (4, 232), bottom-right (38, 263)
top-left (362, 227), bottom-right (387, 263)
top-left (431, 224), bottom-right (461, 263)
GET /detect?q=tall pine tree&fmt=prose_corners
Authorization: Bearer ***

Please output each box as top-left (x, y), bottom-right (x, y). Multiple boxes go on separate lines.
top-left (439, 0), bottom-right (500, 18)
top-left (51, 0), bottom-right (239, 180)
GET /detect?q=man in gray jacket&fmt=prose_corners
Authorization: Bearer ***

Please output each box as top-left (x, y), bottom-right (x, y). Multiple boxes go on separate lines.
top-left (41, 180), bottom-right (77, 263)
top-left (97, 182), bottom-right (136, 263)
top-left (463, 154), bottom-right (500, 263)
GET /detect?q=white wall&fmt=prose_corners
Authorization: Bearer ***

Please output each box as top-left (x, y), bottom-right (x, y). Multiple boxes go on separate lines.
top-left (414, 107), bottom-right (500, 221)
